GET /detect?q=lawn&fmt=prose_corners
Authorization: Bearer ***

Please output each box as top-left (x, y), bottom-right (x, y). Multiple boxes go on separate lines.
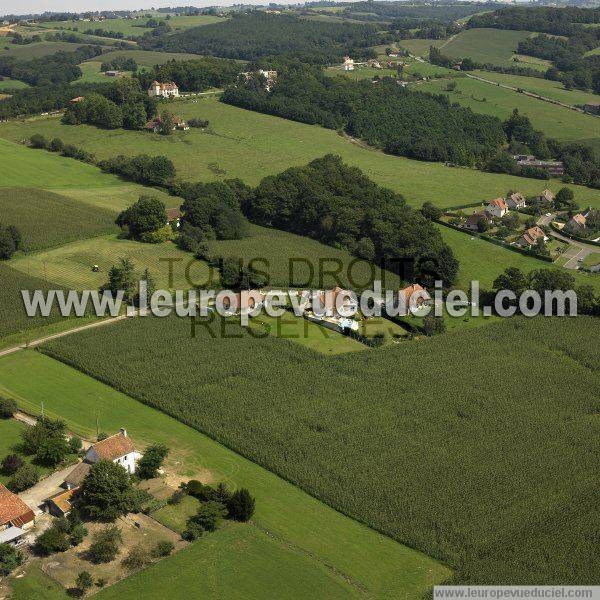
top-left (38, 312), bottom-right (600, 585)
top-left (438, 223), bottom-right (600, 292)
top-left (9, 234), bottom-right (210, 291)
top-left (0, 418), bottom-right (26, 485)
top-left (418, 75), bottom-right (600, 142)
top-left (95, 523), bottom-right (362, 600)
top-left (440, 28), bottom-right (537, 68)
top-left (0, 350), bottom-right (449, 599)
top-left (0, 187), bottom-right (117, 250)
top-left (152, 494), bottom-right (201, 534)
top-left (4, 99), bottom-right (600, 210)
top-left (472, 71), bottom-right (600, 107)
top-left (6, 564), bottom-right (68, 600)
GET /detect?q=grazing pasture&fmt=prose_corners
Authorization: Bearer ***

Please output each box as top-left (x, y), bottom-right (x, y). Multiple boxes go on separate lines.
top-left (40, 314), bottom-right (600, 585)
top-left (88, 49), bottom-right (210, 68)
top-left (0, 77), bottom-right (29, 91)
top-left (418, 75), bottom-right (600, 142)
top-left (440, 28), bottom-right (536, 68)
top-left (0, 350), bottom-right (449, 599)
top-left (0, 41), bottom-right (86, 59)
top-left (94, 523), bottom-right (361, 600)
top-left (3, 99), bottom-right (600, 209)
top-left (398, 38), bottom-right (444, 56)
top-left (9, 234), bottom-right (210, 291)
top-left (0, 187), bottom-right (117, 250)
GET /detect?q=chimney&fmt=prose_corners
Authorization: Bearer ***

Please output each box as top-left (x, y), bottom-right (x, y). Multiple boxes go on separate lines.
top-left (120, 428), bottom-right (127, 437)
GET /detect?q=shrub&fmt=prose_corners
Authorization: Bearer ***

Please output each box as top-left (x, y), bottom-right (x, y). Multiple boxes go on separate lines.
top-left (29, 133), bottom-right (47, 149)
top-left (139, 224), bottom-right (174, 244)
top-left (152, 540), bottom-right (174, 558)
top-left (68, 436), bottom-right (83, 454)
top-left (75, 571), bottom-right (93, 596)
top-left (35, 434), bottom-right (70, 467)
top-left (137, 443), bottom-right (169, 479)
top-left (185, 480), bottom-right (214, 501)
top-left (227, 488), bottom-right (255, 522)
top-left (0, 543), bottom-right (23, 576)
top-left (87, 526), bottom-right (122, 563)
top-left (182, 520), bottom-right (204, 541)
top-left (48, 137), bottom-right (64, 152)
top-left (187, 501), bottom-right (226, 533)
top-left (168, 488), bottom-right (186, 505)
top-left (0, 397), bottom-right (17, 418)
top-left (8, 463), bottom-right (39, 492)
top-left (34, 526), bottom-right (71, 555)
top-left (1, 454), bottom-right (23, 475)
top-left (122, 544), bottom-right (151, 570)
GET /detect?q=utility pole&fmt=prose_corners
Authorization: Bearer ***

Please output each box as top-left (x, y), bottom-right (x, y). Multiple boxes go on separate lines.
top-left (41, 400), bottom-right (44, 418)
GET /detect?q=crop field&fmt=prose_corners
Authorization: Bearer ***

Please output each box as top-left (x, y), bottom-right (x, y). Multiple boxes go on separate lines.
top-left (471, 71), bottom-right (600, 107)
top-left (206, 223), bottom-right (403, 290)
top-left (9, 234), bottom-right (209, 291)
top-left (95, 524), bottom-right (361, 600)
top-left (438, 224), bottom-right (600, 292)
top-left (0, 350), bottom-right (449, 599)
top-left (0, 187), bottom-right (117, 250)
top-left (4, 100), bottom-right (600, 210)
top-left (39, 313), bottom-right (600, 585)
top-left (440, 28), bottom-right (536, 68)
top-left (418, 76), bottom-right (600, 142)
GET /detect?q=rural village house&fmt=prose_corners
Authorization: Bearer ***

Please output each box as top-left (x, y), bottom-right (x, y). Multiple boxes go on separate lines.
top-left (486, 198), bottom-right (509, 218)
top-left (517, 226), bottom-right (548, 249)
top-left (385, 284), bottom-right (432, 317)
top-left (538, 189), bottom-right (555, 204)
top-left (300, 287), bottom-right (359, 331)
top-left (240, 69), bottom-right (278, 91)
top-left (84, 429), bottom-right (141, 474)
top-left (0, 483), bottom-right (35, 546)
top-left (166, 207), bottom-right (182, 228)
top-left (148, 80), bottom-right (180, 99)
top-left (565, 212), bottom-right (587, 234)
top-left (218, 291), bottom-right (266, 316)
top-left (506, 192), bottom-right (526, 210)
top-left (342, 56), bottom-right (355, 71)
top-left (464, 211), bottom-right (491, 232)
top-left (145, 115), bottom-right (189, 132)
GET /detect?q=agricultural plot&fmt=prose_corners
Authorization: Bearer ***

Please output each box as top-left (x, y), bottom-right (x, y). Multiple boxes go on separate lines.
top-left (95, 523), bottom-right (361, 600)
top-left (0, 187), bottom-right (117, 250)
top-left (4, 99), bottom-right (600, 209)
top-left (471, 71), bottom-right (600, 107)
top-left (418, 75), bottom-right (600, 143)
top-left (39, 313), bottom-right (600, 585)
top-left (9, 234), bottom-right (210, 291)
top-left (440, 28), bottom-right (536, 68)
top-left (0, 351), bottom-right (449, 599)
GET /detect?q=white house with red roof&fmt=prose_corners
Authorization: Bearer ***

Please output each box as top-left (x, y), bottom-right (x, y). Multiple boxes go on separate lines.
top-left (148, 80), bottom-right (180, 99)
top-left (0, 483), bottom-right (35, 545)
top-left (486, 198), bottom-right (509, 218)
top-left (84, 428), bottom-right (141, 474)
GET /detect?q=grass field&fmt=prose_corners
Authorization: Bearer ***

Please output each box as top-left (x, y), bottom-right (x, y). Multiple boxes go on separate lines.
top-left (0, 41), bottom-right (84, 59)
top-left (438, 223), bottom-right (600, 292)
top-left (0, 77), bottom-right (29, 91)
top-left (418, 75), bottom-right (600, 142)
top-left (398, 38), bottom-right (444, 56)
top-left (440, 28), bottom-right (537, 68)
top-left (6, 564), bottom-right (68, 600)
top-left (4, 99), bottom-right (600, 210)
top-left (152, 494), bottom-right (201, 533)
top-left (9, 234), bottom-right (209, 291)
top-left (0, 187), bottom-right (117, 250)
top-left (471, 70), bottom-right (600, 107)
top-left (0, 350), bottom-right (449, 599)
top-left (0, 418), bottom-right (26, 485)
top-left (95, 523), bottom-right (361, 600)
top-left (72, 60), bottom-right (120, 83)
top-left (38, 313), bottom-right (600, 585)
top-left (89, 49), bottom-right (210, 68)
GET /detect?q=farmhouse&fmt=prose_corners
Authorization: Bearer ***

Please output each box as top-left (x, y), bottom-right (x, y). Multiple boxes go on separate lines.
top-left (565, 212), bottom-right (587, 234)
top-left (506, 192), bottom-right (526, 210)
top-left (219, 291), bottom-right (266, 316)
top-left (538, 189), bottom-right (555, 204)
top-left (386, 284), bottom-right (431, 316)
top-left (167, 207), bottom-right (182, 228)
top-left (240, 69), bottom-right (278, 91)
top-left (464, 211), bottom-right (491, 232)
top-left (513, 155), bottom-right (564, 176)
top-left (301, 287), bottom-right (360, 332)
top-left (486, 198), bottom-right (508, 218)
top-left (342, 56), bottom-right (355, 71)
top-left (0, 483), bottom-right (35, 546)
top-left (84, 428), bottom-right (141, 474)
top-left (148, 80), bottom-right (180, 99)
top-left (46, 489), bottom-right (76, 518)
top-left (145, 115), bottom-right (189, 132)
top-left (517, 226), bottom-right (548, 249)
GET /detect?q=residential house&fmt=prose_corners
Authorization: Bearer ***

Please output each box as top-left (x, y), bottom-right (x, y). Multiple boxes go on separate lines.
top-left (342, 56), bottom-right (355, 71)
top-left (564, 212), bottom-right (587, 234)
top-left (486, 198), bottom-right (509, 218)
top-left (464, 211), bottom-right (491, 232)
top-left (105, 70), bottom-right (120, 77)
top-left (538, 189), bottom-right (555, 204)
top-left (239, 69), bottom-right (277, 91)
top-left (303, 287), bottom-right (359, 331)
top-left (0, 483), bottom-right (35, 546)
top-left (84, 429), bottom-right (141, 474)
top-left (514, 156), bottom-right (564, 176)
top-left (145, 115), bottom-right (189, 132)
top-left (166, 207), bottom-right (181, 228)
top-left (506, 192), bottom-right (526, 210)
top-left (218, 291), bottom-right (265, 316)
top-left (517, 226), bottom-right (548, 249)
top-left (147, 80), bottom-right (180, 99)
top-left (386, 284), bottom-right (431, 317)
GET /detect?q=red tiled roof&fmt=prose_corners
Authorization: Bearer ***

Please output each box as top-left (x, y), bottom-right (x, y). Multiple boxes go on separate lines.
top-left (90, 432), bottom-right (135, 461)
top-left (0, 483), bottom-right (35, 527)
top-left (488, 198), bottom-right (508, 210)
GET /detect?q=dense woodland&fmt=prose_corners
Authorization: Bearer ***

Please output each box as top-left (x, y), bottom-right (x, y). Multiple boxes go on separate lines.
top-left (140, 12), bottom-right (382, 63)
top-left (223, 64), bottom-right (506, 165)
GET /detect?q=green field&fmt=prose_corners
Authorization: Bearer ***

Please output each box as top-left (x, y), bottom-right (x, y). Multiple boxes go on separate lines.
top-left (0, 350), bottom-right (449, 599)
top-left (440, 28), bottom-right (536, 68)
top-left (0, 41), bottom-right (85, 59)
top-left (72, 60), bottom-right (117, 83)
top-left (9, 234), bottom-right (209, 291)
top-left (0, 187), bottom-right (117, 250)
top-left (398, 38), bottom-right (444, 56)
top-left (0, 418), bottom-right (26, 485)
top-left (89, 49), bottom-right (210, 68)
top-left (472, 70), bottom-right (600, 107)
top-left (438, 224), bottom-right (600, 292)
top-left (0, 77), bottom-right (29, 91)
top-left (4, 99), bottom-right (600, 210)
top-left (418, 75), bottom-right (600, 143)
top-left (95, 523), bottom-right (361, 600)
top-left (38, 312), bottom-right (600, 585)
top-left (7, 564), bottom-right (68, 600)
top-left (152, 494), bottom-right (201, 533)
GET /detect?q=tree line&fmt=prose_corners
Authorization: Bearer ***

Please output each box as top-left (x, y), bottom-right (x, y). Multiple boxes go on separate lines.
top-left (222, 63), bottom-right (506, 166)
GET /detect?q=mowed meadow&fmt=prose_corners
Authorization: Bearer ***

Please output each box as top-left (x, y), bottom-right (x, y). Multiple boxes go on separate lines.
top-left (42, 314), bottom-right (600, 585)
top-left (3, 98), bottom-right (600, 209)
